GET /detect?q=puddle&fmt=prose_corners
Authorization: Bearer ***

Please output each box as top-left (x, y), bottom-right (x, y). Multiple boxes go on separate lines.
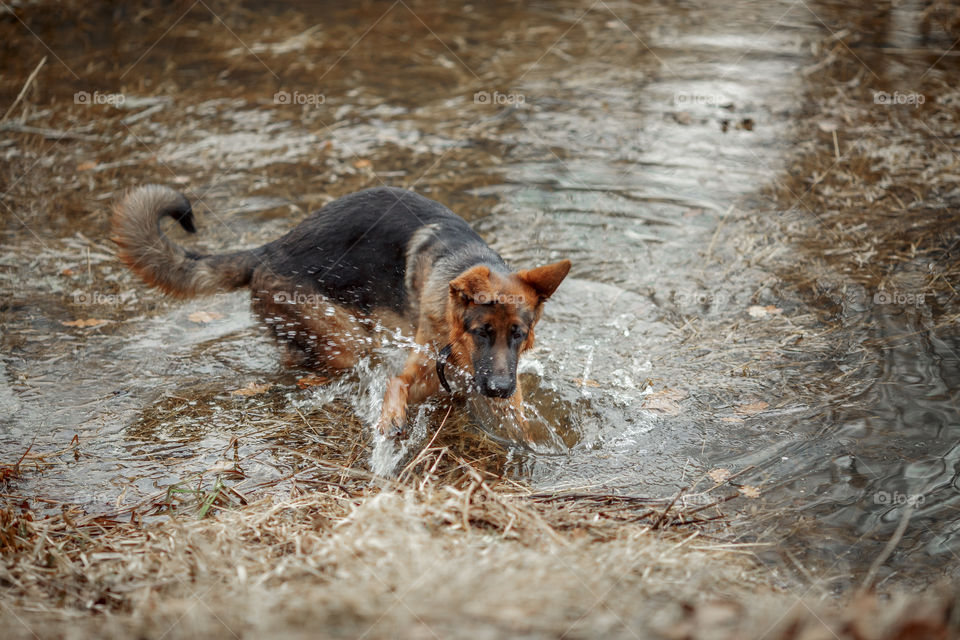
top-left (1, 0), bottom-right (958, 586)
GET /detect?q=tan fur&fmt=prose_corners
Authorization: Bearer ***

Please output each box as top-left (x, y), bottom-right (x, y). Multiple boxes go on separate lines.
top-left (250, 272), bottom-right (416, 371)
top-left (516, 261), bottom-right (571, 301)
top-left (111, 185), bottom-right (252, 297)
top-left (375, 259), bottom-right (572, 441)
top-left (112, 183), bottom-right (571, 441)
top-left (442, 262), bottom-right (571, 375)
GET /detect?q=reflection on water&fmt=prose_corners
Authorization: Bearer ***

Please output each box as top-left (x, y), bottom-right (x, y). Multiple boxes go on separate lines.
top-left (0, 0), bottom-right (958, 584)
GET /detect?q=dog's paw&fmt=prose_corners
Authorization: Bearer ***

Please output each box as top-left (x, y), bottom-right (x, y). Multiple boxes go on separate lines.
top-left (375, 414), bottom-right (406, 438)
top-left (378, 377), bottom-right (410, 438)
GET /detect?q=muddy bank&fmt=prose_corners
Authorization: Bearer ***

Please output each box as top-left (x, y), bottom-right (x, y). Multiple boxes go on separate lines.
top-left (714, 0), bottom-right (960, 585)
top-left (2, 484), bottom-right (957, 640)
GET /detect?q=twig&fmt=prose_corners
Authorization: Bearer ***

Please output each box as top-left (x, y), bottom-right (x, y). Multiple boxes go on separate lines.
top-left (704, 204), bottom-right (734, 262)
top-left (858, 504), bottom-right (915, 593)
top-left (652, 486), bottom-right (687, 529)
top-left (399, 404), bottom-right (454, 482)
top-left (1, 56), bottom-right (46, 122)
top-left (0, 123), bottom-right (109, 142)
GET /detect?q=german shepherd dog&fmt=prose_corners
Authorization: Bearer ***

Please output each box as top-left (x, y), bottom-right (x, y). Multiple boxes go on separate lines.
top-left (112, 185), bottom-right (570, 440)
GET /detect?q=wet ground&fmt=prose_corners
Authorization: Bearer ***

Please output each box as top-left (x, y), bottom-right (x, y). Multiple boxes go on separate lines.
top-left (1, 0), bottom-right (959, 592)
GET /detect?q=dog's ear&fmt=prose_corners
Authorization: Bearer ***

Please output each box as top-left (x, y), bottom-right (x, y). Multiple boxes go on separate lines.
top-left (449, 265), bottom-right (492, 304)
top-left (516, 259), bottom-right (571, 302)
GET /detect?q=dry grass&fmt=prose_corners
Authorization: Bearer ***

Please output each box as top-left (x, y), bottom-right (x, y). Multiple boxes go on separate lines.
top-left (768, 15), bottom-right (960, 311)
top-left (1, 428), bottom-right (957, 639)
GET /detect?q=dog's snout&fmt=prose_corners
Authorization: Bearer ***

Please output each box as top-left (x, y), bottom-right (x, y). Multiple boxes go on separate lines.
top-left (481, 375), bottom-right (515, 398)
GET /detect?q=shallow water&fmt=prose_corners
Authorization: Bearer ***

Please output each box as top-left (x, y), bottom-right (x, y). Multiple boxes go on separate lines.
top-left (1, 0), bottom-right (958, 586)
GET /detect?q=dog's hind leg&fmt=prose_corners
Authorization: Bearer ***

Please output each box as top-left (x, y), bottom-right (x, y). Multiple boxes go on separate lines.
top-left (251, 276), bottom-right (364, 371)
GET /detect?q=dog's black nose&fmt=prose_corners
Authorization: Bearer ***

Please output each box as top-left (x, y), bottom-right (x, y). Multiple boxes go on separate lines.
top-left (481, 375), bottom-right (515, 398)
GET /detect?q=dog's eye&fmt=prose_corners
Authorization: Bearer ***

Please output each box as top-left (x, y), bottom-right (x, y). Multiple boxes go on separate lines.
top-left (511, 325), bottom-right (527, 341)
top-left (471, 324), bottom-right (493, 340)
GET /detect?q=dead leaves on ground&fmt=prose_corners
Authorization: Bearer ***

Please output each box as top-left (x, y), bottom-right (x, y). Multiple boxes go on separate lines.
top-left (735, 400), bottom-right (769, 415)
top-left (228, 375), bottom-right (332, 396)
top-left (62, 308), bottom-right (223, 330)
top-left (718, 400), bottom-right (769, 422)
top-left (188, 311), bottom-right (223, 324)
top-left (747, 304), bottom-right (782, 318)
top-left (61, 318), bottom-right (111, 328)
top-left (573, 378), bottom-right (601, 388)
top-left (232, 374), bottom-right (331, 396)
top-left (230, 382), bottom-right (273, 397)
top-left (297, 375), bottom-right (330, 389)
top-left (707, 468), bottom-right (761, 499)
top-left (708, 468), bottom-right (732, 484)
top-left (644, 388), bottom-right (688, 414)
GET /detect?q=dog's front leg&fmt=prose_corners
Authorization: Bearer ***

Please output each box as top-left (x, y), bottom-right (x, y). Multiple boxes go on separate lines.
top-left (376, 349), bottom-right (439, 436)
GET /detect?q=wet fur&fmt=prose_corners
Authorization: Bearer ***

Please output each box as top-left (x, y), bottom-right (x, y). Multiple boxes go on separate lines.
top-left (112, 184), bottom-right (570, 439)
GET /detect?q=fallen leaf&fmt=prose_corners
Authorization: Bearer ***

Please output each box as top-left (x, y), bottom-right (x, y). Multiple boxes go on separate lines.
top-left (297, 374), bottom-right (331, 389)
top-left (708, 468), bottom-right (732, 483)
top-left (735, 400), bottom-right (769, 415)
top-left (645, 397), bottom-right (680, 414)
top-left (76, 161), bottom-right (97, 171)
top-left (747, 304), bottom-right (783, 318)
top-left (231, 382), bottom-right (273, 396)
top-left (720, 416), bottom-right (744, 423)
top-left (818, 120), bottom-right (838, 132)
top-left (61, 318), bottom-right (111, 328)
top-left (573, 378), bottom-right (601, 388)
top-left (644, 388), bottom-right (688, 415)
top-left (61, 267), bottom-right (76, 276)
top-left (739, 485), bottom-right (761, 499)
top-left (208, 459), bottom-right (235, 473)
top-left (353, 158), bottom-right (372, 169)
top-left (188, 311), bottom-right (223, 323)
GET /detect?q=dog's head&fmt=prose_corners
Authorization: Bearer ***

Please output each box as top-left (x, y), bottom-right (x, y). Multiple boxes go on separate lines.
top-left (445, 260), bottom-right (571, 398)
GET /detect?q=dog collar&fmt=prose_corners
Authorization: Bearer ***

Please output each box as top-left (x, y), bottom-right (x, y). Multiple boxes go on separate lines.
top-left (436, 344), bottom-right (453, 393)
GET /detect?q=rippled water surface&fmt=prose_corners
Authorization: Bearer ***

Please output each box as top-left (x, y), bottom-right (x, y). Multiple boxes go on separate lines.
top-left (1, 0), bottom-right (958, 586)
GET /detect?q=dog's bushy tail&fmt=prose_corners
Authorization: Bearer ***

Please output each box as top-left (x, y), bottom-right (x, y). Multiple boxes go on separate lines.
top-left (111, 185), bottom-right (262, 297)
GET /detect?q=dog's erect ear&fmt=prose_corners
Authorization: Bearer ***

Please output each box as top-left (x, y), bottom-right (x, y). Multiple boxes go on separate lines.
top-left (516, 259), bottom-right (571, 302)
top-left (449, 265), bottom-right (492, 304)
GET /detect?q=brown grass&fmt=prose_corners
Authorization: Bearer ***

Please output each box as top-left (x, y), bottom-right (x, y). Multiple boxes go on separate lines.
top-left (1, 421), bottom-right (957, 639)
